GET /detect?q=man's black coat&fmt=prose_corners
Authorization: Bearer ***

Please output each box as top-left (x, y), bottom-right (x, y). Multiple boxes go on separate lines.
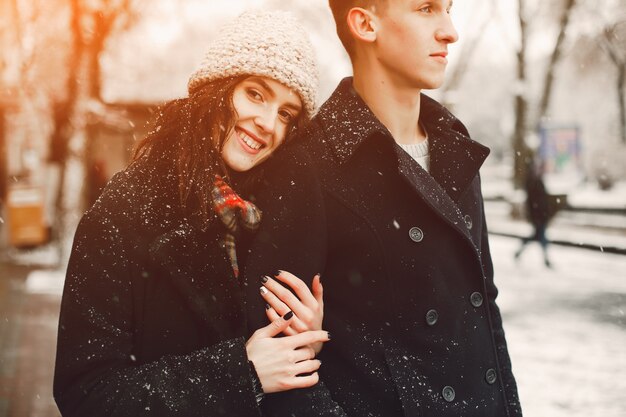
top-left (243, 78), bottom-right (523, 417)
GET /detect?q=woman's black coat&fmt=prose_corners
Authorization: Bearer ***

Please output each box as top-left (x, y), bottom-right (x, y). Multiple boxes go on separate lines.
top-left (53, 156), bottom-right (262, 416)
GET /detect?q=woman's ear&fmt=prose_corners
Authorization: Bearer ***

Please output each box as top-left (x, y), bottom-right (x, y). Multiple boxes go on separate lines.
top-left (346, 7), bottom-right (378, 45)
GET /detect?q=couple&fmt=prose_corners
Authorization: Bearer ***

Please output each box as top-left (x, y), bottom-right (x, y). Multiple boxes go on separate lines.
top-left (54, 2), bottom-right (522, 416)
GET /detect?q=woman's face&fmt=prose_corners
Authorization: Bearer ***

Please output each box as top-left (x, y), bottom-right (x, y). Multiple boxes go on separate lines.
top-left (221, 76), bottom-right (303, 172)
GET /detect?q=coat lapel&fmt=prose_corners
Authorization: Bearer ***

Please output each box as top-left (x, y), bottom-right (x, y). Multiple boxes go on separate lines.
top-left (395, 146), bottom-right (474, 243)
top-left (420, 94), bottom-right (490, 202)
top-left (316, 77), bottom-right (490, 246)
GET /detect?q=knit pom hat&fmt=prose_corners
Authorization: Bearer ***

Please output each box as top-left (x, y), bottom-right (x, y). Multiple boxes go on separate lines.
top-left (188, 10), bottom-right (319, 118)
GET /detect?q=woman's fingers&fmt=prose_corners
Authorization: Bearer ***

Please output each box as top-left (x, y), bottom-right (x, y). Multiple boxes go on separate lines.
top-left (261, 275), bottom-right (307, 318)
top-left (284, 330), bottom-right (330, 349)
top-left (261, 284), bottom-right (309, 332)
top-left (311, 273), bottom-right (324, 308)
top-left (252, 311), bottom-right (294, 339)
top-left (294, 346), bottom-right (316, 362)
top-left (246, 325), bottom-right (328, 393)
top-left (265, 305), bottom-right (298, 336)
top-left (261, 274), bottom-right (317, 325)
top-left (293, 358), bottom-right (322, 375)
top-left (285, 372), bottom-right (320, 389)
top-left (273, 270), bottom-right (318, 307)
top-left (260, 284), bottom-right (290, 316)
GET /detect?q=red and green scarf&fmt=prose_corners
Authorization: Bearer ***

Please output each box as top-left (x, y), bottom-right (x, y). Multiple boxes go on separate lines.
top-left (211, 175), bottom-right (262, 277)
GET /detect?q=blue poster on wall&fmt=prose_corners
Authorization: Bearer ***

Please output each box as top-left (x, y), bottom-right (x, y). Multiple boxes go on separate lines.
top-left (538, 124), bottom-right (583, 176)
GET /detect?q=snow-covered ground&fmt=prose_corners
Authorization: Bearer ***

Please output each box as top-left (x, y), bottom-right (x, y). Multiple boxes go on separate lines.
top-left (491, 235), bottom-right (626, 417)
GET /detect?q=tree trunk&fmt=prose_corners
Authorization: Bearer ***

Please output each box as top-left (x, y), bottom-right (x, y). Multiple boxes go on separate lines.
top-left (48, 0), bottom-right (84, 259)
top-left (513, 0), bottom-right (531, 189)
top-left (0, 105), bottom-right (6, 202)
top-left (441, 0), bottom-right (496, 108)
top-left (618, 64), bottom-right (626, 144)
top-left (537, 0), bottom-right (577, 121)
top-left (601, 23), bottom-right (626, 143)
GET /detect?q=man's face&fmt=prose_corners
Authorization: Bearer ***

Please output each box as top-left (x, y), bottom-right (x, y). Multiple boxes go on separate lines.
top-left (372, 0), bottom-right (458, 90)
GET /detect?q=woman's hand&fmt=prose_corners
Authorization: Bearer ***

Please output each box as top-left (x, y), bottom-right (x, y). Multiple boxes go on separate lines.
top-left (246, 312), bottom-right (330, 393)
top-left (260, 271), bottom-right (325, 354)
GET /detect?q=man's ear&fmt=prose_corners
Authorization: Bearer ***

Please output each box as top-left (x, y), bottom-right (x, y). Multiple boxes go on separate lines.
top-left (346, 7), bottom-right (378, 44)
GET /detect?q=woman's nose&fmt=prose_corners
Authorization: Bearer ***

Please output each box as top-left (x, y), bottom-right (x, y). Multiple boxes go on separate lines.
top-left (254, 109), bottom-right (277, 134)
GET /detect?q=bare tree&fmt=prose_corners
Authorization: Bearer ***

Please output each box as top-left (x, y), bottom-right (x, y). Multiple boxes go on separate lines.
top-left (48, 0), bottom-right (143, 260)
top-left (511, 0), bottom-right (578, 188)
top-left (441, 0), bottom-right (499, 107)
top-left (512, 0), bottom-right (531, 189)
top-left (600, 22), bottom-right (626, 144)
top-left (0, 105), bottom-right (6, 203)
top-left (537, 0), bottom-right (577, 121)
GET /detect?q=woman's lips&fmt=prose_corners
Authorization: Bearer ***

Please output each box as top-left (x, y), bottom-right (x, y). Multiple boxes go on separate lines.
top-left (236, 128), bottom-right (265, 155)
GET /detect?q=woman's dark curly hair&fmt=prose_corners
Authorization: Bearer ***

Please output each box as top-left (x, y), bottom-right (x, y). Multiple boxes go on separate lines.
top-left (132, 75), bottom-right (307, 229)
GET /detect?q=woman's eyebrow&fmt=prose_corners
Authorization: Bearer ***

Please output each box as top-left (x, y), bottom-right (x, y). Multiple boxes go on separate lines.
top-left (249, 77), bottom-right (276, 98)
top-left (249, 77), bottom-right (302, 112)
top-left (284, 101), bottom-right (302, 113)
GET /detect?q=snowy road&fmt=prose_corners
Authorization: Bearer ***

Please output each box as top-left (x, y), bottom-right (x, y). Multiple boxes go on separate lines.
top-left (491, 235), bottom-right (626, 417)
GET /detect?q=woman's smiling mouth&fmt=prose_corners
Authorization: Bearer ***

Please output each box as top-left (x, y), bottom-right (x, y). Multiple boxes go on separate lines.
top-left (236, 128), bottom-right (266, 153)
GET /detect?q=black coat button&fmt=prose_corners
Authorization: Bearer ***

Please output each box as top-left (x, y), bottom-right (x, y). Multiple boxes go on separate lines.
top-left (425, 309), bottom-right (438, 326)
top-left (408, 227), bottom-right (424, 242)
top-left (485, 368), bottom-right (497, 384)
top-left (442, 386), bottom-right (455, 402)
top-left (464, 214), bottom-right (473, 230)
top-left (470, 292), bottom-right (484, 308)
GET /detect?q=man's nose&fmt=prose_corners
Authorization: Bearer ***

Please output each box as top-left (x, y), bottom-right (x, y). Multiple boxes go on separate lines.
top-left (436, 14), bottom-right (459, 44)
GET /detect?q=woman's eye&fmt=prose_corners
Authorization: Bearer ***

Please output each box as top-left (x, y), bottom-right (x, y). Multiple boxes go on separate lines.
top-left (246, 89), bottom-right (263, 101)
top-left (278, 110), bottom-right (294, 123)
top-left (418, 5), bottom-right (432, 13)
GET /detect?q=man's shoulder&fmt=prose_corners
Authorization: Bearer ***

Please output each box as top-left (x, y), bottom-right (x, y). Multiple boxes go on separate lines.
top-left (273, 119), bottom-right (330, 165)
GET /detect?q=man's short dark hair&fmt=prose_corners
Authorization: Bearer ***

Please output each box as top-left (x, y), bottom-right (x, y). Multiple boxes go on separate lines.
top-left (328, 0), bottom-right (387, 59)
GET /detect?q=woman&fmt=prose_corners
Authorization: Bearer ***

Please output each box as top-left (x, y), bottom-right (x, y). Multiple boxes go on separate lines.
top-left (53, 10), bottom-right (327, 417)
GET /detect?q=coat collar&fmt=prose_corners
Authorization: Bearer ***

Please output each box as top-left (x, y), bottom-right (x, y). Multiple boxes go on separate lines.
top-left (315, 77), bottom-right (490, 201)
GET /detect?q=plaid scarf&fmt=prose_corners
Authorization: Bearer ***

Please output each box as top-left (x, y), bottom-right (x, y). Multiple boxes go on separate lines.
top-left (211, 175), bottom-right (262, 277)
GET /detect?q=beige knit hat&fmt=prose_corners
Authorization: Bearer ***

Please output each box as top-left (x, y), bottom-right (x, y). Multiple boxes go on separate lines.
top-left (188, 10), bottom-right (319, 118)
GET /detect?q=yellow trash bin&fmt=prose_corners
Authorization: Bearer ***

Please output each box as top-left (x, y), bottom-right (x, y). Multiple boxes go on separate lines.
top-left (7, 185), bottom-right (48, 247)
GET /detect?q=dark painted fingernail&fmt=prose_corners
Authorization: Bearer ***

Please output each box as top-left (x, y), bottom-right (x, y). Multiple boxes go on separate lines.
top-left (265, 303), bottom-right (270, 310)
top-left (327, 332), bottom-right (331, 340)
top-left (274, 270), bottom-right (281, 277)
top-left (317, 273), bottom-right (322, 283)
top-left (261, 275), bottom-right (268, 283)
top-left (283, 311), bottom-right (294, 320)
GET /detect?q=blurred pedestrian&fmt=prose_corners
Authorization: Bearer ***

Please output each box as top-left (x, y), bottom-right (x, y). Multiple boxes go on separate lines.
top-left (54, 10), bottom-right (328, 417)
top-left (515, 159), bottom-right (552, 267)
top-left (242, 1), bottom-right (522, 416)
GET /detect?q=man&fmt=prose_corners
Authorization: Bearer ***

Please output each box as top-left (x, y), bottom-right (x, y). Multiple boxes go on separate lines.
top-left (242, 1), bottom-right (523, 416)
